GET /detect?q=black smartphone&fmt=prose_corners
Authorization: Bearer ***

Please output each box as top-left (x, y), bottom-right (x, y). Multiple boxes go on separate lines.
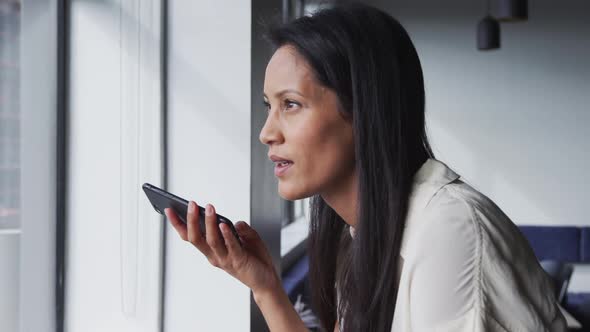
top-left (142, 182), bottom-right (242, 246)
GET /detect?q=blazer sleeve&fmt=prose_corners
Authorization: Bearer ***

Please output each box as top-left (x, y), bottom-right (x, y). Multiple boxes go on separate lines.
top-left (406, 189), bottom-right (506, 332)
top-left (405, 186), bottom-right (567, 332)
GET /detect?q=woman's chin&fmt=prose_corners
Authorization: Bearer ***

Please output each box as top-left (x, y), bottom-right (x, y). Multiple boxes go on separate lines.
top-left (278, 183), bottom-right (310, 201)
top-left (277, 188), bottom-right (299, 201)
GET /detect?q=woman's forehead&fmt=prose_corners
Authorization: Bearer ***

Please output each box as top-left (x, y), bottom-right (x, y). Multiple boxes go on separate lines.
top-left (264, 46), bottom-right (320, 98)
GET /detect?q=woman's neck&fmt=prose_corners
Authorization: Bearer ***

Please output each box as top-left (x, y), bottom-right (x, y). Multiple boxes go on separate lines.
top-left (321, 170), bottom-right (358, 228)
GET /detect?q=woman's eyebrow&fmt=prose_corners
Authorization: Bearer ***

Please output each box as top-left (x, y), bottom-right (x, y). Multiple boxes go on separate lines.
top-left (263, 89), bottom-right (305, 99)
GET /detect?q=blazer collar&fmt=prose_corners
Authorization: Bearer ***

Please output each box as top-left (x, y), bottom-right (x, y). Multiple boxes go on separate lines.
top-left (412, 158), bottom-right (460, 190)
top-left (399, 158), bottom-right (461, 257)
top-left (349, 159), bottom-right (460, 242)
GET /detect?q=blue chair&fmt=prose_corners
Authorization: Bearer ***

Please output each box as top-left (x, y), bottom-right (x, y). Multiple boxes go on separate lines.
top-left (540, 260), bottom-right (574, 304)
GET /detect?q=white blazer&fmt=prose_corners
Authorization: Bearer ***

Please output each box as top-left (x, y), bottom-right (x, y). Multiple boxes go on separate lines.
top-left (346, 158), bottom-right (567, 331)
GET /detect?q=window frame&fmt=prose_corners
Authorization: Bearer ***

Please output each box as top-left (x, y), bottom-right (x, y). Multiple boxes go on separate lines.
top-left (19, 0), bottom-right (68, 331)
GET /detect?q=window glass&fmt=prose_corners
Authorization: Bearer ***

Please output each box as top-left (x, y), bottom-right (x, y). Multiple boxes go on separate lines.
top-left (0, 0), bottom-right (21, 230)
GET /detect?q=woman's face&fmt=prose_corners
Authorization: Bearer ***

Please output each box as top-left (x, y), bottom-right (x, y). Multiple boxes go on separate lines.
top-left (259, 45), bottom-right (355, 201)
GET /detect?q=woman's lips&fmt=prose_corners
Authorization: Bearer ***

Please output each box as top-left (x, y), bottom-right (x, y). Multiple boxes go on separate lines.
top-left (274, 161), bottom-right (293, 177)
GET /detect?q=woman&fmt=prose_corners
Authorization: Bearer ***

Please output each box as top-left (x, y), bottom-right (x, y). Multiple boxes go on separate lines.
top-left (165, 2), bottom-right (567, 331)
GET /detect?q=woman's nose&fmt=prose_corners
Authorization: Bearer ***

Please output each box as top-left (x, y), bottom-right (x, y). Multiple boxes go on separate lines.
top-left (259, 112), bottom-right (283, 146)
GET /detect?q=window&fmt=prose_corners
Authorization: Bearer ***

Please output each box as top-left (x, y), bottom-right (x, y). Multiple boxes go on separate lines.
top-left (281, 198), bottom-right (310, 261)
top-left (0, 2), bottom-right (21, 332)
top-left (0, 0), bottom-right (20, 231)
top-left (279, 0), bottom-right (334, 261)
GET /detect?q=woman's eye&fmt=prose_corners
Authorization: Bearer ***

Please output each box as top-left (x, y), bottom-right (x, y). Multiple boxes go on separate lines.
top-left (263, 99), bottom-right (300, 113)
top-left (284, 100), bottom-right (300, 111)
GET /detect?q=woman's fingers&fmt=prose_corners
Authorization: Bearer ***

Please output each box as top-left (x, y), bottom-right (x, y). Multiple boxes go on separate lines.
top-left (204, 204), bottom-right (228, 258)
top-left (220, 222), bottom-right (245, 264)
top-left (168, 201), bottom-right (248, 271)
top-left (164, 208), bottom-right (188, 241)
top-left (235, 222), bottom-right (273, 264)
top-left (186, 201), bottom-right (213, 257)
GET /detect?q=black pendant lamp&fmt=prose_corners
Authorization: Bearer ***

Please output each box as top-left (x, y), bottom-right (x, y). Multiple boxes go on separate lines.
top-left (477, 16), bottom-right (500, 50)
top-left (496, 0), bottom-right (528, 22)
top-left (477, 0), bottom-right (500, 51)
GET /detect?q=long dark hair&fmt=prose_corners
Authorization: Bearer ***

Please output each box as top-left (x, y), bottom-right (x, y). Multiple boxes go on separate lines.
top-left (264, 2), bottom-right (434, 331)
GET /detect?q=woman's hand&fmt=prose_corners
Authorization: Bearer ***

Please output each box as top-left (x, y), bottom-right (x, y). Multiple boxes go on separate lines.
top-left (164, 201), bottom-right (279, 295)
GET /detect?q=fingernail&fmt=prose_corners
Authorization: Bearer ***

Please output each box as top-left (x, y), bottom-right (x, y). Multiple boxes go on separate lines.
top-left (206, 204), bottom-right (213, 216)
top-left (219, 223), bottom-right (226, 232)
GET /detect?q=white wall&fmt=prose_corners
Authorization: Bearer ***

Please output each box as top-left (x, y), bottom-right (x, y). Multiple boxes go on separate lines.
top-left (163, 1), bottom-right (252, 331)
top-left (366, 0), bottom-right (589, 227)
top-left (66, 1), bottom-right (164, 331)
top-left (366, 0), bottom-right (590, 290)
